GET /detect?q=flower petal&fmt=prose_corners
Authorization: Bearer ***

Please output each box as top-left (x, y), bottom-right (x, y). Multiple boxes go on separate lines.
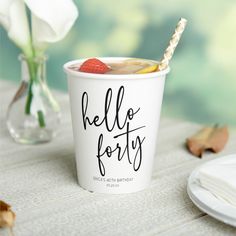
top-left (24, 0), bottom-right (78, 51)
top-left (0, 0), bottom-right (31, 53)
top-left (0, 0), bottom-right (14, 29)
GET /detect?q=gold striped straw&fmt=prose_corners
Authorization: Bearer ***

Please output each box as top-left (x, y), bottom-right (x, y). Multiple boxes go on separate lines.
top-left (158, 18), bottom-right (187, 71)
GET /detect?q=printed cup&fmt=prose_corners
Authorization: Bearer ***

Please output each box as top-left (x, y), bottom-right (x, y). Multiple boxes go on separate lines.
top-left (64, 57), bottom-right (170, 194)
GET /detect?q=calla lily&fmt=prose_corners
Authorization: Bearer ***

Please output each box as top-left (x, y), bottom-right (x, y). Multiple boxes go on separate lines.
top-left (0, 0), bottom-right (78, 55)
top-left (0, 0), bottom-right (32, 56)
top-left (24, 0), bottom-right (79, 53)
top-left (1, 0), bottom-right (78, 128)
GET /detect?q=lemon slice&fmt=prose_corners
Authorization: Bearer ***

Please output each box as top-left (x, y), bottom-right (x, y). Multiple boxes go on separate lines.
top-left (136, 64), bottom-right (158, 74)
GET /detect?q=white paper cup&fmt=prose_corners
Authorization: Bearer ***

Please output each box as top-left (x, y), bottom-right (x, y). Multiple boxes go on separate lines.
top-left (64, 57), bottom-right (169, 194)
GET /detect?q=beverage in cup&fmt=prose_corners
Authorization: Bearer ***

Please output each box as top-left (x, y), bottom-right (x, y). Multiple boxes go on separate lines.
top-left (64, 57), bottom-right (169, 193)
top-left (63, 18), bottom-right (187, 194)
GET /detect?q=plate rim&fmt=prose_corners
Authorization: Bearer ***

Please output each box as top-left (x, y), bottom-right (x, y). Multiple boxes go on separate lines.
top-left (187, 154), bottom-right (236, 227)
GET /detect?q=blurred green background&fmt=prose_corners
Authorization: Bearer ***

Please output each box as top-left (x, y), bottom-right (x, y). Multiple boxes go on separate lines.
top-left (1, 0), bottom-right (236, 126)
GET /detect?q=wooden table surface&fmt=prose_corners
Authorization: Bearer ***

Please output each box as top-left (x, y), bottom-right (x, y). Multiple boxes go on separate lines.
top-left (1, 80), bottom-right (236, 236)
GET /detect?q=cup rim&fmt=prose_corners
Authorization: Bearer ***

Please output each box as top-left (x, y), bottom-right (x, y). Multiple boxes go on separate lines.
top-left (63, 57), bottom-right (170, 80)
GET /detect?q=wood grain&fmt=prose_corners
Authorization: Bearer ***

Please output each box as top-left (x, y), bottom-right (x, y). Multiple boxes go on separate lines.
top-left (0, 80), bottom-right (236, 236)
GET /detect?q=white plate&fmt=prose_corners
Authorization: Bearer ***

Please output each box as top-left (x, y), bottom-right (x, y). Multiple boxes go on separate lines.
top-left (187, 154), bottom-right (236, 227)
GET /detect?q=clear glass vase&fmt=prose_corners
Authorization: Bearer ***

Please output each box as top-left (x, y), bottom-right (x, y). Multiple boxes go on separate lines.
top-left (6, 54), bottom-right (61, 144)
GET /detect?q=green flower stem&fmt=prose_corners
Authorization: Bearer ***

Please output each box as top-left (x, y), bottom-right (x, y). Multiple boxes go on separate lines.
top-left (37, 110), bottom-right (46, 127)
top-left (25, 58), bottom-right (36, 114)
top-left (25, 80), bottom-right (33, 114)
top-left (25, 57), bottom-right (46, 128)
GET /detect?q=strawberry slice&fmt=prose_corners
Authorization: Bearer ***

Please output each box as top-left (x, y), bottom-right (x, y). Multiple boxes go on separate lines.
top-left (79, 58), bottom-right (110, 74)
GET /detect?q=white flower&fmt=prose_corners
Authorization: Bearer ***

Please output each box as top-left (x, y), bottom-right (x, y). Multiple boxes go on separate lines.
top-left (0, 0), bottom-right (78, 54)
top-left (0, 0), bottom-right (32, 55)
top-left (25, 0), bottom-right (79, 53)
